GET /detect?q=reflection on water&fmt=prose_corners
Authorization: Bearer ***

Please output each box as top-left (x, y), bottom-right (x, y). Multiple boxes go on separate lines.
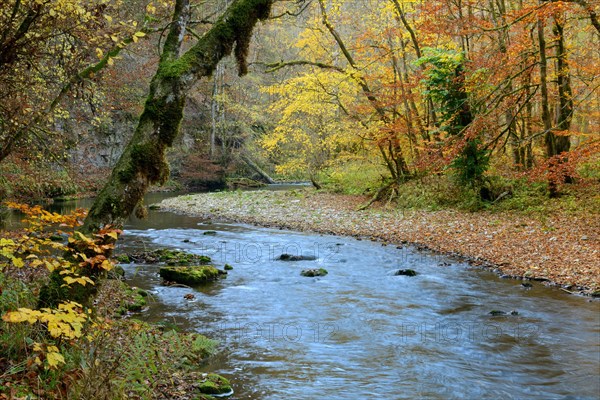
top-left (3, 192), bottom-right (599, 399)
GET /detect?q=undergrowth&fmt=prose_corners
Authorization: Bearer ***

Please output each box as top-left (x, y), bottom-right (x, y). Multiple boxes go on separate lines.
top-left (0, 204), bottom-right (223, 399)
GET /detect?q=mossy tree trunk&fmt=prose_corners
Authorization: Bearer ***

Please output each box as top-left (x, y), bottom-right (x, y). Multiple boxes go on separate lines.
top-left (39, 0), bottom-right (273, 307)
top-left (82, 0), bottom-right (274, 232)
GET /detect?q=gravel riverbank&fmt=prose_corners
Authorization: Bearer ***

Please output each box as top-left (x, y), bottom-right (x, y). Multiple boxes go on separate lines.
top-left (157, 190), bottom-right (600, 295)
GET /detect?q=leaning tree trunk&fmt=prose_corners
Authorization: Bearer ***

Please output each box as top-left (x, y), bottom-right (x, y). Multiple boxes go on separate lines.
top-left (39, 0), bottom-right (273, 307)
top-left (82, 0), bottom-right (273, 232)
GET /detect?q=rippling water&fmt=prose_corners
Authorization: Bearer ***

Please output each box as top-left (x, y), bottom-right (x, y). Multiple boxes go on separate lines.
top-left (7, 193), bottom-right (599, 399)
top-left (117, 203), bottom-right (599, 400)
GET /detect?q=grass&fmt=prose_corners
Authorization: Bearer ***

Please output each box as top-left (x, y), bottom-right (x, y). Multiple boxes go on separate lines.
top-left (320, 160), bottom-right (388, 195)
top-left (374, 173), bottom-right (600, 216)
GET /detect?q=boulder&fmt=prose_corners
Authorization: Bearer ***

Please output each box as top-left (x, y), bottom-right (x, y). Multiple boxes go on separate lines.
top-left (159, 265), bottom-right (221, 285)
top-left (198, 373), bottom-right (233, 396)
top-left (394, 269), bottom-right (418, 277)
top-left (300, 268), bottom-right (328, 277)
top-left (278, 253), bottom-right (317, 261)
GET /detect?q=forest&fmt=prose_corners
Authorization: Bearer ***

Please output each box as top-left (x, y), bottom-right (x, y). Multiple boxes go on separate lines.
top-left (0, 0), bottom-right (599, 398)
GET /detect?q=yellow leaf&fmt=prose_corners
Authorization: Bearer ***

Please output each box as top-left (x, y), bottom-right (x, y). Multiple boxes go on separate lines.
top-left (47, 352), bottom-right (65, 368)
top-left (134, 31), bottom-right (146, 38)
top-left (99, 259), bottom-right (113, 271)
top-left (12, 257), bottom-right (24, 268)
top-left (0, 238), bottom-right (15, 246)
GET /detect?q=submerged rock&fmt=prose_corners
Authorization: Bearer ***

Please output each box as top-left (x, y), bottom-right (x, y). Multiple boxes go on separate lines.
top-left (278, 253), bottom-right (317, 261)
top-left (159, 265), bottom-right (221, 285)
top-left (489, 310), bottom-right (519, 316)
top-left (394, 269), bottom-right (418, 277)
top-left (300, 268), bottom-right (328, 277)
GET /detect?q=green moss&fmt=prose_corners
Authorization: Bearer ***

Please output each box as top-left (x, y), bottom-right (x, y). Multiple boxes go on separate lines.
top-left (129, 142), bottom-right (169, 184)
top-left (116, 286), bottom-right (148, 315)
top-left (300, 268), bottom-right (328, 277)
top-left (116, 254), bottom-right (131, 264)
top-left (159, 266), bottom-right (221, 285)
top-left (224, 264), bottom-right (233, 271)
top-left (142, 92), bottom-right (186, 146)
top-left (125, 249), bottom-right (212, 265)
top-left (197, 374), bottom-right (232, 395)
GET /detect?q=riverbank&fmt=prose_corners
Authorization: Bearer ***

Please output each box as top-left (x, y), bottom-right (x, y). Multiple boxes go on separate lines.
top-left (157, 189), bottom-right (600, 295)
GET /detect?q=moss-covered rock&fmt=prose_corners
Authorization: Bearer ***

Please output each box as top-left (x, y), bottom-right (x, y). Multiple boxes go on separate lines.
top-left (107, 265), bottom-right (125, 279)
top-left (116, 286), bottom-right (148, 315)
top-left (197, 373), bottom-right (232, 396)
top-left (126, 249), bottom-right (211, 265)
top-left (116, 254), bottom-right (131, 264)
top-left (300, 268), bottom-right (328, 277)
top-left (224, 264), bottom-right (233, 271)
top-left (159, 265), bottom-right (221, 285)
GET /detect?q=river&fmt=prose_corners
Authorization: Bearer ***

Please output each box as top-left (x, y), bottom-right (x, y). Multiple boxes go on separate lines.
top-left (4, 192), bottom-right (599, 399)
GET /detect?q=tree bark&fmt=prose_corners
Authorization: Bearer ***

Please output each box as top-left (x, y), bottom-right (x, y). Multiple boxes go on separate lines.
top-left (240, 154), bottom-right (275, 184)
top-left (82, 0), bottom-right (273, 232)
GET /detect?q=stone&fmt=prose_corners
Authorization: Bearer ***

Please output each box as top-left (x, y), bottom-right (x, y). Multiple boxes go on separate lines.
top-left (300, 268), bottom-right (328, 277)
top-left (159, 265), bottom-right (221, 285)
top-left (277, 253), bottom-right (317, 261)
top-left (394, 269), bottom-right (418, 277)
top-left (197, 374), bottom-right (233, 396)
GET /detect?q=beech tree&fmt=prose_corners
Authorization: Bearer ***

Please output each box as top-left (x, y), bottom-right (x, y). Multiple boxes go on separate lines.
top-left (82, 0), bottom-right (275, 231)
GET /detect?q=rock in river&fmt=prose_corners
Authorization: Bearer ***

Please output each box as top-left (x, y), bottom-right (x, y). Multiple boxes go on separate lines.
top-left (394, 269), bottom-right (418, 277)
top-left (300, 268), bottom-right (328, 277)
top-left (278, 253), bottom-right (317, 261)
top-left (159, 265), bottom-right (222, 285)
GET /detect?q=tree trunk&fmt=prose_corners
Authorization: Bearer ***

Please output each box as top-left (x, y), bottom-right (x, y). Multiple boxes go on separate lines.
top-left (82, 0), bottom-right (273, 232)
top-left (240, 154), bottom-right (275, 184)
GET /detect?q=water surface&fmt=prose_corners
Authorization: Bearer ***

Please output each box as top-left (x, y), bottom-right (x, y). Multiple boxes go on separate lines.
top-left (116, 202), bottom-right (600, 400)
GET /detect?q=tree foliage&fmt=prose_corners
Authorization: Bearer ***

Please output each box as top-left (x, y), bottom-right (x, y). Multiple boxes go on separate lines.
top-left (257, 0), bottom-right (599, 196)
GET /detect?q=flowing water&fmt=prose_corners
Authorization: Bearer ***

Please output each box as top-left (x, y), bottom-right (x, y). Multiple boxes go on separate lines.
top-left (4, 192), bottom-right (600, 399)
